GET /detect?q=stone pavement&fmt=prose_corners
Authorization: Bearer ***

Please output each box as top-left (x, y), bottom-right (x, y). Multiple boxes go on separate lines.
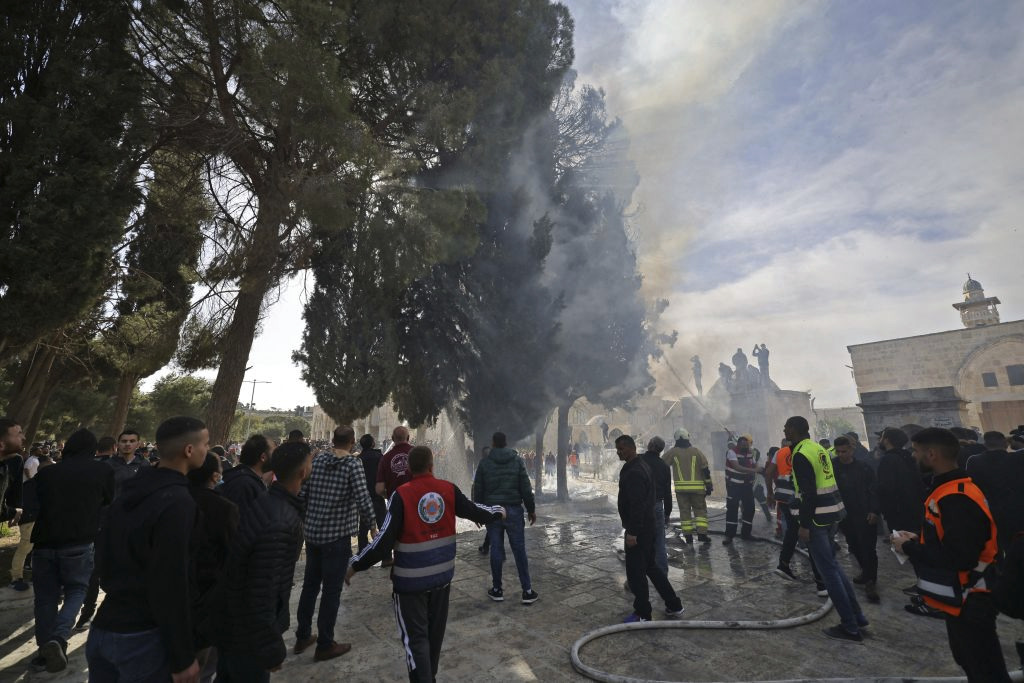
top-left (2, 480), bottom-right (1023, 682)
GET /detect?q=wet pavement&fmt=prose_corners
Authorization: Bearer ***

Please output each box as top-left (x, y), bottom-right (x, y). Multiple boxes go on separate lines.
top-left (2, 479), bottom-right (1023, 682)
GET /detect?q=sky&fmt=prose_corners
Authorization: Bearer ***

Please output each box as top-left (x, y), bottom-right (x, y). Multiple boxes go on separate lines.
top-left (151, 0), bottom-right (1024, 410)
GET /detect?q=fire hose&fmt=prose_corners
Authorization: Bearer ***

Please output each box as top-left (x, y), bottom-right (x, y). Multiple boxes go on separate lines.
top-left (571, 531), bottom-right (1024, 683)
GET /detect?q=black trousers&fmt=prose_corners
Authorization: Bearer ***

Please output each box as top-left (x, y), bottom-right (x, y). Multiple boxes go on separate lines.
top-left (394, 585), bottom-right (450, 683)
top-left (725, 482), bottom-right (754, 538)
top-left (779, 506), bottom-right (822, 583)
top-left (838, 516), bottom-right (878, 583)
top-left (946, 593), bottom-right (1010, 682)
top-left (624, 532), bottom-right (681, 620)
top-left (357, 498), bottom-right (388, 552)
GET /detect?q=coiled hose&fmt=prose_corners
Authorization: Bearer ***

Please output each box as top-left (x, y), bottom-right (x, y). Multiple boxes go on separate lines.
top-left (571, 526), bottom-right (1024, 683)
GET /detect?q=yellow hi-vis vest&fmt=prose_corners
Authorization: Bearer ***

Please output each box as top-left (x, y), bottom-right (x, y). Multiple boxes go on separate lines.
top-left (791, 439), bottom-right (845, 526)
top-left (666, 446), bottom-right (709, 493)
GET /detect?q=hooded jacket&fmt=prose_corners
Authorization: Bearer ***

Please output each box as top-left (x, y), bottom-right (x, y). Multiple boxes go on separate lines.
top-left (32, 453), bottom-right (114, 547)
top-left (473, 447), bottom-right (535, 513)
top-left (93, 467), bottom-right (199, 674)
top-left (220, 465), bottom-right (267, 517)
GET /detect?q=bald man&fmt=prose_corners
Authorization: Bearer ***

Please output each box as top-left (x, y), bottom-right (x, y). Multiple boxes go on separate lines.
top-left (376, 427), bottom-right (413, 499)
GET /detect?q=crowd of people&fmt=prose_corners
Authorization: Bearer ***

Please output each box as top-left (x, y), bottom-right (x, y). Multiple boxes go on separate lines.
top-left (3, 412), bottom-right (1024, 681)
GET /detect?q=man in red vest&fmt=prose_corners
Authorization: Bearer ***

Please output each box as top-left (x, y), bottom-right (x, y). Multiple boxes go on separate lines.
top-left (894, 427), bottom-right (1010, 682)
top-left (347, 446), bottom-right (505, 682)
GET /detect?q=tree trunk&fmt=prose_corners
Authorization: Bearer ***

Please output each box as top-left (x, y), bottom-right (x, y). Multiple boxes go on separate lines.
top-left (107, 372), bottom-right (138, 437)
top-left (415, 424), bottom-right (427, 445)
top-left (24, 382), bottom-right (57, 443)
top-left (205, 213), bottom-right (281, 444)
top-left (533, 423), bottom-right (545, 497)
top-left (556, 403), bottom-right (570, 502)
top-left (7, 342), bottom-right (58, 426)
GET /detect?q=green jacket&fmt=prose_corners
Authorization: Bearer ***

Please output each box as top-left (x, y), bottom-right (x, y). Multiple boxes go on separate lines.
top-left (473, 448), bottom-right (535, 514)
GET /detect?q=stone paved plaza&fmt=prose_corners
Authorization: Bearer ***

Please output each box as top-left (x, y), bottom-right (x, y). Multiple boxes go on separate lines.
top-left (2, 481), bottom-right (1023, 682)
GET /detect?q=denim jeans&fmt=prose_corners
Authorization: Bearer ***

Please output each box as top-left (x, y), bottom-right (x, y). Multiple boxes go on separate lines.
top-left (806, 524), bottom-right (864, 634)
top-left (86, 626), bottom-right (170, 682)
top-left (296, 537), bottom-right (352, 648)
top-left (33, 543), bottom-right (93, 647)
top-left (487, 504), bottom-right (532, 591)
top-left (652, 502), bottom-right (668, 576)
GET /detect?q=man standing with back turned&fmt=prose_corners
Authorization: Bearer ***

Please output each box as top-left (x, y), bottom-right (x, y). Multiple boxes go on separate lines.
top-left (347, 446), bottom-right (505, 682)
top-left (473, 432), bottom-right (538, 605)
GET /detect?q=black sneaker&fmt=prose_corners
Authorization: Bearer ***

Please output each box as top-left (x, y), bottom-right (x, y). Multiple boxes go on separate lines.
top-left (487, 587), bottom-right (504, 602)
top-left (851, 573), bottom-right (866, 585)
top-left (521, 589), bottom-right (539, 605)
top-left (722, 537), bottom-right (734, 546)
top-left (901, 584), bottom-right (919, 596)
top-left (823, 625), bottom-right (862, 642)
top-left (774, 564), bottom-right (797, 581)
top-left (29, 655), bottom-right (46, 673)
top-left (41, 640), bottom-right (67, 672)
top-left (815, 584), bottom-right (829, 598)
top-left (478, 543), bottom-right (489, 555)
top-left (698, 534), bottom-right (712, 544)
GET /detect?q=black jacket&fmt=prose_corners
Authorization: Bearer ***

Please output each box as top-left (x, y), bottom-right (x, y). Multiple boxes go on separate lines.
top-left (618, 457), bottom-right (655, 538)
top-left (32, 454), bottom-right (114, 547)
top-left (93, 467), bottom-right (199, 674)
top-left (359, 448), bottom-right (384, 501)
top-left (833, 457), bottom-right (879, 521)
top-left (966, 449), bottom-right (1024, 548)
top-left (904, 468), bottom-right (992, 574)
top-left (0, 455), bottom-right (17, 523)
top-left (220, 465), bottom-right (267, 516)
top-left (876, 447), bottom-right (925, 532)
top-left (108, 453), bottom-right (150, 497)
top-left (211, 483), bottom-right (304, 670)
top-left (640, 450), bottom-right (673, 520)
top-left (189, 486), bottom-right (239, 614)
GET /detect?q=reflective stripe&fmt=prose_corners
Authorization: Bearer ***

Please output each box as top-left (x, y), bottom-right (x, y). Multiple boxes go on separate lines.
top-left (394, 537), bottom-right (457, 553)
top-left (917, 578), bottom-right (958, 598)
top-left (392, 559), bottom-right (456, 578)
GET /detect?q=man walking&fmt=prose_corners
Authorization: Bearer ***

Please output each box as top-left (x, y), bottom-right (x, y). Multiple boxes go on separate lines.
top-left (787, 416), bottom-right (867, 642)
top-left (616, 435), bottom-right (684, 622)
top-left (966, 431), bottom-right (1024, 551)
top-left (376, 426), bottom-right (414, 499)
top-left (221, 434), bottom-right (271, 516)
top-left (0, 418), bottom-right (26, 529)
top-left (213, 442), bottom-right (313, 681)
top-left (662, 429), bottom-right (711, 545)
top-left (87, 416), bottom-right (208, 682)
top-left (876, 427), bottom-right (925, 535)
top-left (347, 446), bottom-right (505, 682)
top-left (833, 436), bottom-right (881, 602)
top-left (294, 425), bottom-right (377, 662)
top-left (640, 437), bottom-right (672, 574)
top-left (723, 435), bottom-right (757, 544)
top-left (30, 429), bottom-right (114, 672)
top-left (894, 427), bottom-right (1010, 682)
top-left (357, 434), bottom-right (387, 553)
top-left (473, 432), bottom-right (538, 604)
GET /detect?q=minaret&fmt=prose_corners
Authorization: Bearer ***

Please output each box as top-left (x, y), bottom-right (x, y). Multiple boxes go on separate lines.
top-left (952, 274), bottom-right (1000, 328)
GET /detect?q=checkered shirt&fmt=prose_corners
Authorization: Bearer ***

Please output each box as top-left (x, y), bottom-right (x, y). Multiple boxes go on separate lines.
top-left (301, 451), bottom-right (376, 546)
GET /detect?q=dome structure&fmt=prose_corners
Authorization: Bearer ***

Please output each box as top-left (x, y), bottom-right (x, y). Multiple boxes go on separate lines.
top-left (953, 274), bottom-right (1000, 327)
top-left (963, 274), bottom-right (983, 295)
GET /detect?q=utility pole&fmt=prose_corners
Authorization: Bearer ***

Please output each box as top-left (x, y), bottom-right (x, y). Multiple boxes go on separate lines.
top-left (242, 378), bottom-right (272, 439)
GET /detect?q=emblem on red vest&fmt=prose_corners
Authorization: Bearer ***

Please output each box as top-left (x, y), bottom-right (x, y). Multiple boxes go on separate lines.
top-left (418, 492), bottom-right (445, 524)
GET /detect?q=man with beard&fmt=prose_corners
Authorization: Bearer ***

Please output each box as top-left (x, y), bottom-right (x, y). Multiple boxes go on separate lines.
top-left (221, 434), bottom-right (271, 517)
top-left (833, 436), bottom-right (881, 602)
top-left (894, 428), bottom-right (1010, 682)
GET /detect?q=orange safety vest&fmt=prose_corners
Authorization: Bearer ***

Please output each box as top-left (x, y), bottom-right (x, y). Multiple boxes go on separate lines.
top-left (916, 477), bottom-right (998, 617)
top-left (773, 447), bottom-right (796, 503)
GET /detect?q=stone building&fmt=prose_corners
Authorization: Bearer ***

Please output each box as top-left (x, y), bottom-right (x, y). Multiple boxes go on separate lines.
top-left (848, 277), bottom-right (1024, 444)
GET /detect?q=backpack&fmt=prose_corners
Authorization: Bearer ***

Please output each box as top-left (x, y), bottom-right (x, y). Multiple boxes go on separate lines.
top-left (995, 532), bottom-right (1024, 619)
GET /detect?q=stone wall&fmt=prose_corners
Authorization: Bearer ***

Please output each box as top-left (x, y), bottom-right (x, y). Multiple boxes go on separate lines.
top-left (859, 387), bottom-right (969, 447)
top-left (848, 319), bottom-right (1024, 431)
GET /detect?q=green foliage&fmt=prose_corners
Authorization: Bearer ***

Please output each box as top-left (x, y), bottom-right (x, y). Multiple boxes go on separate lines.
top-left (0, 0), bottom-right (149, 361)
